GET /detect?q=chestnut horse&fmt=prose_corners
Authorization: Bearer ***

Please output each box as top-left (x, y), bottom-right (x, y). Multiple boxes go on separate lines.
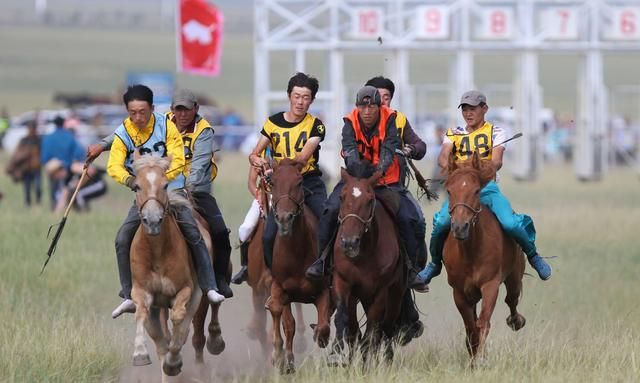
top-left (244, 183), bottom-right (308, 355)
top-left (266, 158), bottom-right (332, 373)
top-left (129, 155), bottom-right (202, 380)
top-left (331, 166), bottom-right (406, 362)
top-left (443, 151), bottom-right (526, 362)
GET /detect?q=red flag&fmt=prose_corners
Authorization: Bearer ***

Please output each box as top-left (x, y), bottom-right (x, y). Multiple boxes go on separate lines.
top-left (177, 0), bottom-right (223, 76)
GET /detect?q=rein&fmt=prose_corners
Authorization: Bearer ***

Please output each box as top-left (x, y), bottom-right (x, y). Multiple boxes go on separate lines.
top-left (338, 198), bottom-right (377, 233)
top-left (137, 196), bottom-right (169, 216)
top-left (273, 193), bottom-right (304, 219)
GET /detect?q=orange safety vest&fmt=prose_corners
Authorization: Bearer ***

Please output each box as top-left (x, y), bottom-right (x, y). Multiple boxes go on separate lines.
top-left (345, 105), bottom-right (401, 186)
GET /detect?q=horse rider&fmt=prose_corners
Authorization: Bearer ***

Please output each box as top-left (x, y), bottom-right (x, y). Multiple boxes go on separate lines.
top-left (230, 146), bottom-right (272, 285)
top-left (364, 76), bottom-right (430, 289)
top-left (413, 90), bottom-right (552, 287)
top-left (246, 72), bottom-right (327, 270)
top-left (94, 85), bottom-right (226, 318)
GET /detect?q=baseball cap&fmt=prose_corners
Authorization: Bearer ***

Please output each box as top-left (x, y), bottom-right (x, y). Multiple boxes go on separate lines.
top-left (458, 90), bottom-right (487, 108)
top-left (355, 85), bottom-right (381, 106)
top-left (172, 89), bottom-right (198, 109)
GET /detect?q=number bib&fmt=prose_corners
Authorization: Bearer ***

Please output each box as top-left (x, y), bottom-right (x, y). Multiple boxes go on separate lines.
top-left (447, 122), bottom-right (494, 161)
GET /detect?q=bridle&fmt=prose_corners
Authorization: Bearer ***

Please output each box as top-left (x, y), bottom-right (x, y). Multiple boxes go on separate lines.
top-left (338, 198), bottom-right (377, 234)
top-left (272, 192), bottom-right (304, 220)
top-left (449, 202), bottom-right (482, 226)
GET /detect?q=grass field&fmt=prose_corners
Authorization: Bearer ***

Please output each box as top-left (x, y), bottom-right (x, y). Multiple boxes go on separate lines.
top-left (0, 151), bottom-right (638, 382)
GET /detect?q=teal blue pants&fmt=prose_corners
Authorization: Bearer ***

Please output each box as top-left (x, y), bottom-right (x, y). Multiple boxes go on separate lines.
top-left (429, 181), bottom-right (537, 264)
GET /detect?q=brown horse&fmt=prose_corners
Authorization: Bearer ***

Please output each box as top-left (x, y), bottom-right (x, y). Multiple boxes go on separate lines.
top-left (331, 166), bottom-right (407, 362)
top-left (265, 158), bottom-right (332, 373)
top-left (129, 155), bottom-right (202, 380)
top-left (444, 151), bottom-right (526, 362)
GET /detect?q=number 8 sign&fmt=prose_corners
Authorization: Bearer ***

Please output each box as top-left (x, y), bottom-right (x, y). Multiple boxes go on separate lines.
top-left (478, 7), bottom-right (514, 40)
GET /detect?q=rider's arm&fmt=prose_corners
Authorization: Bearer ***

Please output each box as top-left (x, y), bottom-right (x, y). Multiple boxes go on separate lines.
top-left (293, 118), bottom-right (325, 165)
top-left (247, 165), bottom-right (259, 199)
top-left (491, 146), bottom-right (505, 171)
top-left (249, 135), bottom-right (270, 168)
top-left (164, 120), bottom-right (186, 182)
top-left (341, 118), bottom-right (360, 169)
top-left (99, 133), bottom-right (115, 150)
top-left (106, 135), bottom-right (132, 185)
top-left (186, 128), bottom-right (214, 190)
top-left (402, 121), bottom-right (426, 160)
top-left (437, 142), bottom-right (454, 170)
top-left (378, 115), bottom-right (400, 173)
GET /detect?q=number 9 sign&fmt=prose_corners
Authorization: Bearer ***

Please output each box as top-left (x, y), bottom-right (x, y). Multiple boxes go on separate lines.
top-left (416, 6), bottom-right (450, 39)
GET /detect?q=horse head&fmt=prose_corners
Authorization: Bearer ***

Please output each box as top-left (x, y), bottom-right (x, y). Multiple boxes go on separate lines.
top-left (271, 158), bottom-right (305, 236)
top-left (338, 164), bottom-right (381, 258)
top-left (445, 151), bottom-right (495, 240)
top-left (132, 153), bottom-right (171, 236)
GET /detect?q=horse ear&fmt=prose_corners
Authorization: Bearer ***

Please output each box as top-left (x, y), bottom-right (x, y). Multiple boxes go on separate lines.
top-left (471, 150), bottom-right (481, 170)
top-left (447, 150), bottom-right (458, 174)
top-left (369, 170), bottom-right (383, 186)
top-left (340, 167), bottom-right (349, 180)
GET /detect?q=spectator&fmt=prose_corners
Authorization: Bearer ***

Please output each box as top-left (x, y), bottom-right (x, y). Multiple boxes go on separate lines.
top-left (41, 115), bottom-right (85, 210)
top-left (6, 121), bottom-right (42, 206)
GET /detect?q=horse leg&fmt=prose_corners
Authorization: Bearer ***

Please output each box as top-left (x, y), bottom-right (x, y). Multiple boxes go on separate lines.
top-left (267, 282), bottom-right (286, 372)
top-left (453, 288), bottom-right (480, 359)
top-left (329, 277), bottom-right (355, 367)
top-left (163, 287), bottom-right (199, 377)
top-left (476, 281), bottom-right (500, 361)
top-left (206, 302), bottom-right (226, 355)
top-left (146, 307), bottom-right (170, 363)
top-left (293, 302), bottom-right (308, 353)
top-left (312, 286), bottom-right (332, 348)
top-left (191, 296), bottom-right (208, 363)
top-left (362, 295), bottom-right (387, 365)
top-left (131, 288), bottom-right (152, 366)
top-left (248, 286), bottom-right (270, 354)
top-left (282, 304), bottom-right (296, 374)
top-left (505, 272), bottom-right (526, 331)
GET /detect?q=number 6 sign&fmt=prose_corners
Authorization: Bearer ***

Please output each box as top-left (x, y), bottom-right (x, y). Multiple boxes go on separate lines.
top-left (606, 7), bottom-right (640, 40)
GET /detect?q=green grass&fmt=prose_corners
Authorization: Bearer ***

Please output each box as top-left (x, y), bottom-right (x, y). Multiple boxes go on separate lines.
top-left (0, 153), bottom-right (639, 382)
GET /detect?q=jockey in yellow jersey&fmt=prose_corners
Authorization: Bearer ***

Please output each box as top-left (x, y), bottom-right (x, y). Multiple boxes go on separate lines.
top-left (95, 85), bottom-right (225, 318)
top-left (414, 90), bottom-right (552, 286)
top-left (248, 72), bottom-right (327, 269)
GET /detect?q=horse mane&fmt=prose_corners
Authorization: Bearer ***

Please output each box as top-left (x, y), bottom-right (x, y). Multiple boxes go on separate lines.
top-left (445, 158), bottom-right (496, 188)
top-left (132, 154), bottom-right (171, 173)
top-left (345, 159), bottom-right (376, 179)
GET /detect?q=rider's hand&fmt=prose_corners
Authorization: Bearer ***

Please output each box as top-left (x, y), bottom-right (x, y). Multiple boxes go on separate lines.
top-left (402, 144), bottom-right (414, 157)
top-left (86, 143), bottom-right (105, 163)
top-left (125, 176), bottom-right (137, 191)
top-left (249, 153), bottom-right (266, 168)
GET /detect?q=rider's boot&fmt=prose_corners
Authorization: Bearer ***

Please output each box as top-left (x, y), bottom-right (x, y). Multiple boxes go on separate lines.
top-left (231, 241), bottom-right (249, 285)
top-left (112, 299), bottom-right (136, 319)
top-left (528, 253), bottom-right (552, 280)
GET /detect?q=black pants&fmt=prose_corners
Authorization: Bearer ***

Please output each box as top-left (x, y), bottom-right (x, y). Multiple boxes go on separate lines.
top-left (192, 191), bottom-right (232, 279)
top-left (22, 170), bottom-right (42, 206)
top-left (263, 174), bottom-right (327, 268)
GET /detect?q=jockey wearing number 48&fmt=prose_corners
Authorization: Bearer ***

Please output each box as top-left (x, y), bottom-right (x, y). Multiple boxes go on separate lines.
top-left (412, 90), bottom-right (552, 287)
top-left (88, 85), bottom-right (228, 319)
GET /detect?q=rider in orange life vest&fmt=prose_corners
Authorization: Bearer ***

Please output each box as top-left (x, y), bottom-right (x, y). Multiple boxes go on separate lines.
top-left (365, 76), bottom-right (429, 286)
top-left (413, 90), bottom-right (552, 287)
top-left (306, 86), bottom-right (424, 286)
top-left (101, 85), bottom-right (226, 319)
top-left (248, 72), bottom-right (327, 270)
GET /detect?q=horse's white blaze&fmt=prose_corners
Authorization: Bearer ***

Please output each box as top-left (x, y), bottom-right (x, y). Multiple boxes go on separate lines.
top-left (352, 187), bottom-right (362, 198)
top-left (462, 181), bottom-right (467, 188)
top-left (146, 171), bottom-right (158, 194)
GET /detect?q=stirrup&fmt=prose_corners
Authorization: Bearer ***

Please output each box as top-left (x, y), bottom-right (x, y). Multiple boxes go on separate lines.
top-left (230, 266), bottom-right (248, 285)
top-left (305, 258), bottom-right (325, 280)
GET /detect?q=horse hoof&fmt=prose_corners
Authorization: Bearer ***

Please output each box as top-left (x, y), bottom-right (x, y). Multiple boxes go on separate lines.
top-left (327, 353), bottom-right (347, 368)
top-left (281, 362), bottom-right (295, 375)
top-left (507, 314), bottom-right (526, 331)
top-left (207, 336), bottom-right (226, 355)
top-left (132, 353), bottom-right (152, 366)
top-left (195, 351), bottom-right (204, 364)
top-left (162, 361), bottom-right (182, 376)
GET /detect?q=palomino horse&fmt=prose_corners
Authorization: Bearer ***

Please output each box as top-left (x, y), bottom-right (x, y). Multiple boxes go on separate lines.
top-left (129, 155), bottom-right (203, 380)
top-left (332, 165), bottom-right (406, 362)
top-left (266, 158), bottom-right (332, 373)
top-left (444, 151), bottom-right (526, 362)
